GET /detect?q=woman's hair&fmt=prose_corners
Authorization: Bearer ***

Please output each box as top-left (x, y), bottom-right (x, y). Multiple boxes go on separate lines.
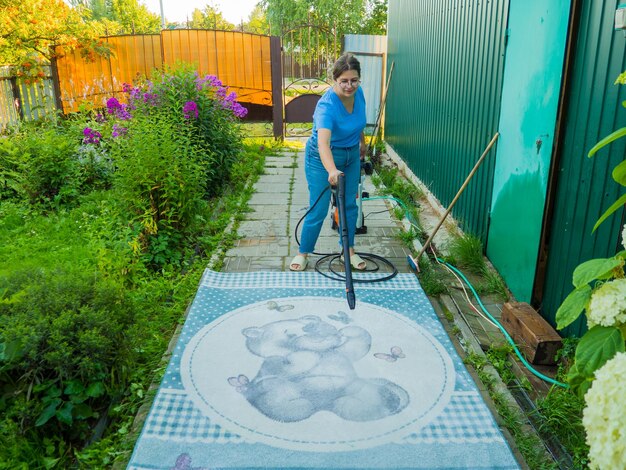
top-left (332, 53), bottom-right (361, 80)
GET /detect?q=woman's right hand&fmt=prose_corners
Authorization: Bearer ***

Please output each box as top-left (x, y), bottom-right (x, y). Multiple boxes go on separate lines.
top-left (328, 168), bottom-right (343, 186)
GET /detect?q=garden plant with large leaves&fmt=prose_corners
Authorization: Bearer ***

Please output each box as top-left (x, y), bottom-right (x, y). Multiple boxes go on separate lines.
top-left (555, 71), bottom-right (626, 469)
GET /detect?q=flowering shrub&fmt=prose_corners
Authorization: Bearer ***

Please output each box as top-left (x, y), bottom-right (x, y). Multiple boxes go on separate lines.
top-left (582, 352), bottom-right (626, 469)
top-left (555, 70), bottom-right (626, 468)
top-left (76, 65), bottom-right (248, 267)
top-left (586, 279), bottom-right (626, 328)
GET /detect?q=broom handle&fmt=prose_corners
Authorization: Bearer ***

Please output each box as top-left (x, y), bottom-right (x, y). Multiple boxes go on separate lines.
top-left (415, 132), bottom-right (500, 261)
top-left (367, 61), bottom-right (395, 155)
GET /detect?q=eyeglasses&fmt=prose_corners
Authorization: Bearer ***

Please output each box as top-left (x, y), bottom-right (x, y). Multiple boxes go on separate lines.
top-left (337, 79), bottom-right (361, 89)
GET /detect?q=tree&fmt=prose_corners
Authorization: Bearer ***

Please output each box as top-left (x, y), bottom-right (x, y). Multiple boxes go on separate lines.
top-left (72, 0), bottom-right (161, 34)
top-left (0, 0), bottom-right (111, 79)
top-left (188, 5), bottom-right (235, 31)
top-left (243, 4), bottom-right (269, 35)
top-left (361, 0), bottom-right (387, 34)
top-left (109, 0), bottom-right (161, 34)
top-left (261, 0), bottom-right (365, 37)
top-left (261, 0), bottom-right (387, 36)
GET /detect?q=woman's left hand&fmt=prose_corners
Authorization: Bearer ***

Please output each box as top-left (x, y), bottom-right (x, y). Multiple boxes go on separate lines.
top-left (360, 144), bottom-right (367, 160)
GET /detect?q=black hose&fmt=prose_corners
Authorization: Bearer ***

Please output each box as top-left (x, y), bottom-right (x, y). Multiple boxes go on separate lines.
top-left (293, 184), bottom-right (398, 284)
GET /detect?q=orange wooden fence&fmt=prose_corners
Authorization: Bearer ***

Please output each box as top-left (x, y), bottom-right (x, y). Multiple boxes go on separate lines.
top-left (55, 30), bottom-right (274, 114)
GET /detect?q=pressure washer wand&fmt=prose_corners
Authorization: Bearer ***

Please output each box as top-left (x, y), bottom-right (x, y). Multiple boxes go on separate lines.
top-left (335, 173), bottom-right (356, 310)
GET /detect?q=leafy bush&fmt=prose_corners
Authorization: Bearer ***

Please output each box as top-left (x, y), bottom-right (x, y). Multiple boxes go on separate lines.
top-left (76, 65), bottom-right (249, 268)
top-left (0, 267), bottom-right (135, 434)
top-left (0, 66), bottom-right (254, 468)
top-left (0, 126), bottom-right (80, 206)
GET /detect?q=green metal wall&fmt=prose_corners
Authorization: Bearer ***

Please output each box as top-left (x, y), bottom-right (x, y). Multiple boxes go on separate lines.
top-left (539, 0), bottom-right (626, 337)
top-left (386, 0), bottom-right (509, 241)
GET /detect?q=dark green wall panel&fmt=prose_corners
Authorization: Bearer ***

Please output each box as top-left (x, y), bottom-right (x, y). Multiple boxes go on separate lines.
top-left (386, 0), bottom-right (509, 241)
top-left (540, 0), bottom-right (626, 337)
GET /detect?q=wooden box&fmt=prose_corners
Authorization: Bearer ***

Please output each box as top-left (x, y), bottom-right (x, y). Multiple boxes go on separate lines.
top-left (501, 302), bottom-right (562, 365)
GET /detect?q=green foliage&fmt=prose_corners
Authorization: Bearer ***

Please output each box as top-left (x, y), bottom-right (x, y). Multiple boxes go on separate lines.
top-left (535, 388), bottom-right (589, 468)
top-left (445, 233), bottom-right (508, 300)
top-left (417, 258), bottom-right (447, 296)
top-left (474, 270), bottom-right (509, 301)
top-left (0, 65), bottom-right (262, 467)
top-left (485, 346), bottom-right (516, 385)
top-left (447, 233), bottom-right (487, 273)
top-left (0, 0), bottom-right (112, 76)
top-left (464, 351), bottom-right (555, 468)
top-left (373, 166), bottom-right (422, 230)
top-left (554, 72), bottom-right (626, 402)
top-left (0, 125), bottom-right (80, 206)
top-left (262, 0), bottom-right (387, 36)
top-left (189, 5), bottom-right (235, 30)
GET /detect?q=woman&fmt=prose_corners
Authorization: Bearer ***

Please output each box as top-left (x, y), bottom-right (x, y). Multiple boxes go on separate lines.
top-left (290, 53), bottom-right (367, 272)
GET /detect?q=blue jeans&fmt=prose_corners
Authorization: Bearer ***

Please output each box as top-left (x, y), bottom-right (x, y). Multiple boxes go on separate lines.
top-left (299, 139), bottom-right (361, 254)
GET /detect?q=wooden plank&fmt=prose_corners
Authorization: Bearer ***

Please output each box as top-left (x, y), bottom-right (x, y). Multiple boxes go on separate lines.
top-left (501, 302), bottom-right (562, 365)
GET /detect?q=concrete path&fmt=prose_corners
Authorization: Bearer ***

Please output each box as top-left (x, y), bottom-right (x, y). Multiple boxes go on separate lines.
top-left (222, 145), bottom-right (414, 274)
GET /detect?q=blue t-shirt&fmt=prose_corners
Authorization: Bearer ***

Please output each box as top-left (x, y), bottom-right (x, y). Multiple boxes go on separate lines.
top-left (310, 86), bottom-right (366, 148)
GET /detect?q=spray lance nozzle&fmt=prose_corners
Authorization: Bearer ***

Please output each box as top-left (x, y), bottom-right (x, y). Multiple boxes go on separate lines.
top-left (334, 173), bottom-right (356, 310)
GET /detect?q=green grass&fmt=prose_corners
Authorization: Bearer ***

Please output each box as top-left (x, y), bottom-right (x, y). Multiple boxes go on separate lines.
top-left (416, 258), bottom-right (448, 296)
top-left (464, 351), bottom-right (557, 469)
top-left (0, 138), bottom-right (271, 469)
top-left (446, 233), bottom-right (487, 273)
top-left (474, 269), bottom-right (509, 301)
top-left (445, 233), bottom-right (509, 300)
top-left (534, 388), bottom-right (589, 468)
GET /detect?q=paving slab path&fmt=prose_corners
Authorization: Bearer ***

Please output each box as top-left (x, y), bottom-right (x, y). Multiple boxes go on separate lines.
top-left (222, 145), bottom-right (414, 274)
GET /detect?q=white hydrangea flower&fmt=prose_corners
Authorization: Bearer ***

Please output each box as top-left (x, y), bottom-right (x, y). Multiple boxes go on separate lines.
top-left (586, 279), bottom-right (626, 328)
top-left (583, 352), bottom-right (626, 469)
top-left (622, 224), bottom-right (626, 251)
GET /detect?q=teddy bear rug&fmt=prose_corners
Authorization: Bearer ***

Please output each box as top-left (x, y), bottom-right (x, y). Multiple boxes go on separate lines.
top-left (127, 270), bottom-right (520, 470)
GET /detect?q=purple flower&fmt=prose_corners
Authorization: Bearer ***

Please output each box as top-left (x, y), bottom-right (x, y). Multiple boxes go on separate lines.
top-left (216, 87), bottom-right (227, 99)
top-left (208, 75), bottom-right (222, 87)
top-left (232, 102), bottom-right (248, 118)
top-left (116, 104), bottom-right (132, 120)
top-left (95, 113), bottom-right (106, 123)
top-left (183, 101), bottom-right (199, 119)
top-left (106, 97), bottom-right (121, 114)
top-left (143, 92), bottom-right (159, 106)
top-left (195, 74), bottom-right (222, 91)
top-left (112, 124), bottom-right (127, 138)
top-left (82, 127), bottom-right (102, 145)
top-left (106, 96), bottom-right (132, 120)
top-left (122, 83), bottom-right (132, 93)
top-left (129, 87), bottom-right (142, 101)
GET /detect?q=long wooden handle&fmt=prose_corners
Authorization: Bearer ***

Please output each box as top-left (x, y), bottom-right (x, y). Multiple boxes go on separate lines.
top-left (415, 132), bottom-right (500, 262)
top-left (367, 61), bottom-right (395, 155)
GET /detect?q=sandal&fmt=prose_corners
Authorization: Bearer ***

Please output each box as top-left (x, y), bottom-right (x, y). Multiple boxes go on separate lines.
top-left (340, 253), bottom-right (367, 271)
top-left (289, 254), bottom-right (308, 271)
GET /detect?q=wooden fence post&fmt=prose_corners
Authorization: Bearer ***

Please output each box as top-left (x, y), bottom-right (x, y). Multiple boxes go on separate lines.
top-left (9, 76), bottom-right (24, 121)
top-left (269, 36), bottom-right (283, 140)
top-left (49, 57), bottom-right (64, 114)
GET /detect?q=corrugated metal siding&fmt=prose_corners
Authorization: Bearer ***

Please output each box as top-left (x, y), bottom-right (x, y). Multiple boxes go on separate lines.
top-left (540, 0), bottom-right (626, 337)
top-left (386, 0), bottom-right (509, 241)
top-left (344, 34), bottom-right (387, 54)
top-left (344, 35), bottom-right (387, 126)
